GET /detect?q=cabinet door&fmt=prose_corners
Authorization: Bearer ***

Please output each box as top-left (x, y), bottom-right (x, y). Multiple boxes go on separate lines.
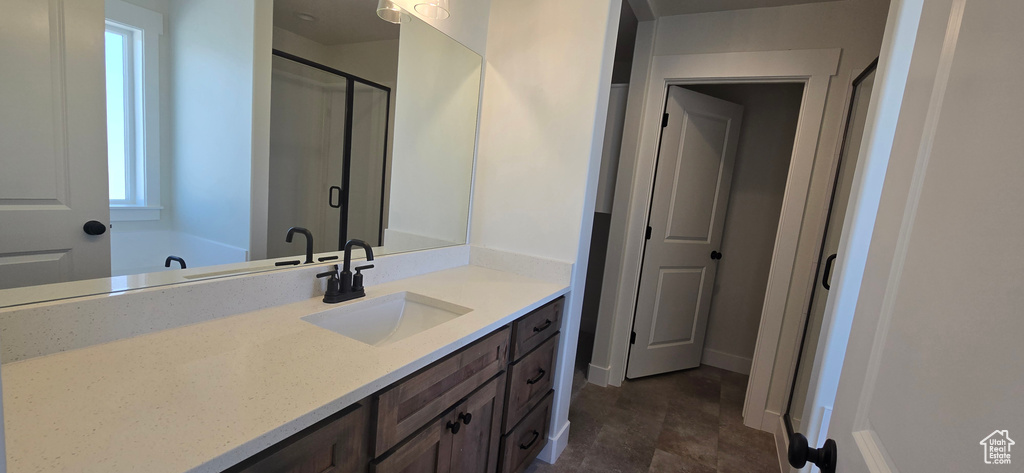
top-left (450, 374), bottom-right (506, 473)
top-left (372, 414), bottom-right (454, 473)
top-left (230, 402), bottom-right (370, 473)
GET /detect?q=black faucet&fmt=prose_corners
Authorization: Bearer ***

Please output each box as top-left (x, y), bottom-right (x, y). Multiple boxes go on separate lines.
top-left (164, 256), bottom-right (186, 269)
top-left (286, 227), bottom-right (314, 264)
top-left (316, 239), bottom-right (375, 304)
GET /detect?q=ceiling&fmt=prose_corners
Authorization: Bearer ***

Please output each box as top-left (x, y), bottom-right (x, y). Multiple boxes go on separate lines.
top-left (636, 0), bottom-right (840, 18)
top-left (273, 0), bottom-right (400, 46)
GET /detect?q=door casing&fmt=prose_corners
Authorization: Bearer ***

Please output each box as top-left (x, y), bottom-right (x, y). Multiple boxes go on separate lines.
top-left (588, 48), bottom-right (842, 439)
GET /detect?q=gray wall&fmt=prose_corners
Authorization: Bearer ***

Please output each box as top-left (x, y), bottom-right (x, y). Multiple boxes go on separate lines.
top-left (684, 83), bottom-right (803, 371)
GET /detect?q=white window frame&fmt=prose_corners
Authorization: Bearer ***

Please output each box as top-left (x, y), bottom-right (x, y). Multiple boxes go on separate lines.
top-left (105, 0), bottom-right (163, 221)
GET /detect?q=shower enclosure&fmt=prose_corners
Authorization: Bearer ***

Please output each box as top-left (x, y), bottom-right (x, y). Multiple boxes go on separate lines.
top-left (267, 51), bottom-right (390, 258)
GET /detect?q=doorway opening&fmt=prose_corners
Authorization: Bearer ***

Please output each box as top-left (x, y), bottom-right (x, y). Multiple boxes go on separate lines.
top-left (626, 82), bottom-right (805, 379)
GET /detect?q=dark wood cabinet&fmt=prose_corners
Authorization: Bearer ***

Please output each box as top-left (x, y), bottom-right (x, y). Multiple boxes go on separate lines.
top-left (450, 374), bottom-right (506, 473)
top-left (510, 298), bottom-right (562, 361)
top-left (503, 334), bottom-right (558, 432)
top-left (499, 391), bottom-right (553, 473)
top-left (375, 327), bottom-right (510, 456)
top-left (225, 402), bottom-right (370, 473)
top-left (374, 374), bottom-right (506, 473)
top-left (372, 415), bottom-right (453, 473)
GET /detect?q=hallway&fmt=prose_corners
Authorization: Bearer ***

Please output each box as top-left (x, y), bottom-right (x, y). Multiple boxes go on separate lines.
top-left (528, 366), bottom-right (779, 473)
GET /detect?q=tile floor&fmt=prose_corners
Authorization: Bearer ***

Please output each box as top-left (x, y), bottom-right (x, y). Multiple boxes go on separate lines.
top-left (527, 365), bottom-right (780, 473)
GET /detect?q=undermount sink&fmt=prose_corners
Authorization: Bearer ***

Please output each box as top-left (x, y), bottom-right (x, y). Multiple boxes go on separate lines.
top-left (302, 292), bottom-right (472, 347)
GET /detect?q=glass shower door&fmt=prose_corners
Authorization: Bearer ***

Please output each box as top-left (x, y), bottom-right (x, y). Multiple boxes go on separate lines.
top-left (267, 53), bottom-right (391, 258)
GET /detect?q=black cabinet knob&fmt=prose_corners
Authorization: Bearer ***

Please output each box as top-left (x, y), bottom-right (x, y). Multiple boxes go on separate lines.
top-left (83, 220), bottom-right (106, 236)
top-left (788, 433), bottom-right (837, 473)
top-left (710, 250), bottom-right (722, 260)
top-left (446, 420), bottom-right (461, 434)
top-left (459, 412), bottom-right (472, 425)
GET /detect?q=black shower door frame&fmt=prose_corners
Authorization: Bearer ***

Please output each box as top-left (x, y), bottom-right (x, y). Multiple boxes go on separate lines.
top-left (272, 49), bottom-right (392, 249)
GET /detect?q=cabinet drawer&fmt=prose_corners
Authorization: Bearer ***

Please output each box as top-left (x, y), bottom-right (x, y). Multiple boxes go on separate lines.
top-left (503, 333), bottom-right (558, 433)
top-left (499, 390), bottom-right (553, 473)
top-left (227, 402), bottom-right (370, 473)
top-left (510, 297), bottom-right (563, 361)
top-left (375, 327), bottom-right (510, 456)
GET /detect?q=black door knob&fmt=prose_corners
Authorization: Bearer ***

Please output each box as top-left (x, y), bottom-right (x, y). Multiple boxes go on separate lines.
top-left (83, 220), bottom-right (107, 236)
top-left (710, 250), bottom-right (722, 260)
top-left (788, 433), bottom-right (837, 473)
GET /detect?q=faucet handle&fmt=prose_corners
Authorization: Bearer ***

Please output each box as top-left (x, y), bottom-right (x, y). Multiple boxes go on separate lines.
top-left (352, 265), bottom-right (374, 292)
top-left (317, 265), bottom-right (343, 303)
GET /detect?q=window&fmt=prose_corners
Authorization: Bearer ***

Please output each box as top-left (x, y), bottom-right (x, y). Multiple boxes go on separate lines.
top-left (104, 0), bottom-right (163, 221)
top-left (104, 24), bottom-right (137, 204)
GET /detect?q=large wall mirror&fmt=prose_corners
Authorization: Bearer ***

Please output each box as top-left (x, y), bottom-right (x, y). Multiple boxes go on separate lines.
top-left (0, 0), bottom-right (481, 303)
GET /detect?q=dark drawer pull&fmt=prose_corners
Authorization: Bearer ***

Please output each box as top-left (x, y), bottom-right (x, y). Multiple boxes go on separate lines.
top-left (519, 430), bottom-right (540, 450)
top-left (532, 319), bottom-right (552, 333)
top-left (526, 369), bottom-right (546, 385)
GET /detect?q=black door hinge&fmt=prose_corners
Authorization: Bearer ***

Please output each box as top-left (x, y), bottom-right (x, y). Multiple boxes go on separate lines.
top-left (662, 113), bottom-right (669, 128)
top-left (630, 331), bottom-right (637, 344)
top-left (645, 226), bottom-right (652, 240)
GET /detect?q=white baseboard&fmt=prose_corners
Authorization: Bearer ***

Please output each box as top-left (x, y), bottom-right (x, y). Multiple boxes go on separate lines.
top-left (774, 414), bottom-right (791, 472)
top-left (536, 419), bottom-right (570, 464)
top-left (587, 362), bottom-right (611, 387)
top-left (760, 409), bottom-right (781, 433)
top-left (701, 348), bottom-right (753, 375)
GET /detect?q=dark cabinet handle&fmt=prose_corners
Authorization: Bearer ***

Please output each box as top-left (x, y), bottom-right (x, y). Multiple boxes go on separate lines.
top-left (458, 412), bottom-right (472, 425)
top-left (446, 420), bottom-right (461, 435)
top-left (83, 220), bottom-right (106, 236)
top-left (532, 320), bottom-right (552, 333)
top-left (526, 369), bottom-right (546, 385)
top-left (519, 430), bottom-right (540, 450)
top-left (328, 186), bottom-right (342, 208)
top-left (710, 250), bottom-right (722, 260)
top-left (822, 254), bottom-right (838, 290)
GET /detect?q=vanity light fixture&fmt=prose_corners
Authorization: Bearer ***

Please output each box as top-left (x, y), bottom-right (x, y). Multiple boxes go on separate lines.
top-left (414, 0), bottom-right (450, 19)
top-left (376, 0), bottom-right (408, 24)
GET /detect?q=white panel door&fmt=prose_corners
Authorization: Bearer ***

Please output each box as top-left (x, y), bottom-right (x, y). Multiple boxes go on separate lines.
top-left (794, 1), bottom-right (1024, 472)
top-left (0, 0), bottom-right (111, 290)
top-left (626, 86), bottom-right (742, 379)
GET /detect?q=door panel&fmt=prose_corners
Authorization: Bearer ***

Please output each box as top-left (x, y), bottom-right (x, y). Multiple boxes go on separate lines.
top-left (803, 1), bottom-right (1024, 472)
top-left (449, 375), bottom-right (505, 473)
top-left (627, 86), bottom-right (743, 379)
top-left (649, 267), bottom-right (703, 345)
top-left (666, 112), bottom-right (730, 242)
top-left (372, 414), bottom-right (453, 473)
top-left (0, 0), bottom-right (111, 289)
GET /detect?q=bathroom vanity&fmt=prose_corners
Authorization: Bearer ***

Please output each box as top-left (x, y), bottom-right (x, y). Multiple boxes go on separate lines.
top-left (0, 252), bottom-right (571, 473)
top-left (229, 296), bottom-right (562, 473)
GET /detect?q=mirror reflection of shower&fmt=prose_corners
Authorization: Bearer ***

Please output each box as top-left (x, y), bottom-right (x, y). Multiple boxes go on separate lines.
top-left (267, 52), bottom-right (391, 259)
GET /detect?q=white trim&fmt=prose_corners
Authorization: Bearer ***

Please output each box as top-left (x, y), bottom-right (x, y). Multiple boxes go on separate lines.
top-left (536, 418), bottom-right (570, 464)
top-left (586, 362), bottom-right (611, 386)
top-left (104, 0), bottom-right (162, 213)
top-left (109, 205), bottom-right (162, 222)
top-left (774, 413), bottom-right (790, 473)
top-left (700, 348), bottom-right (752, 375)
top-left (592, 48), bottom-right (840, 432)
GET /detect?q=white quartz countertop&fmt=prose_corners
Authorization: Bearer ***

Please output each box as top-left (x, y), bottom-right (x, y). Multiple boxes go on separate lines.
top-left (1, 265), bottom-right (568, 473)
